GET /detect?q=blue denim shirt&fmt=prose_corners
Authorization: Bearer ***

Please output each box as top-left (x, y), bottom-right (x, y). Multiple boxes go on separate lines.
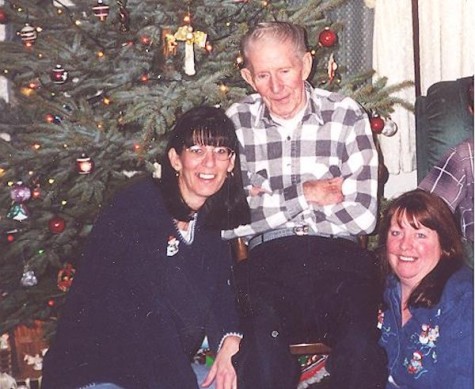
top-left (379, 266), bottom-right (474, 388)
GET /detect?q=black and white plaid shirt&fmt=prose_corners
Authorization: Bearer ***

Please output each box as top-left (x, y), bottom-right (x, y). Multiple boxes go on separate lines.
top-left (419, 138), bottom-right (474, 241)
top-left (223, 82), bottom-right (379, 240)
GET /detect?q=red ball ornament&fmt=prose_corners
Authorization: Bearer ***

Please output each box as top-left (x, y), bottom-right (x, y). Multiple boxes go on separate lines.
top-left (318, 27), bottom-right (337, 47)
top-left (370, 116), bottom-right (385, 133)
top-left (48, 216), bottom-right (66, 234)
top-left (0, 8), bottom-right (8, 24)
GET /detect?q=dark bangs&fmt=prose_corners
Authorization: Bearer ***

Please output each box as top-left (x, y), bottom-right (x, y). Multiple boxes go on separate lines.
top-left (386, 189), bottom-right (463, 261)
top-left (167, 106), bottom-right (238, 155)
top-left (391, 205), bottom-right (436, 232)
top-left (184, 126), bottom-right (237, 150)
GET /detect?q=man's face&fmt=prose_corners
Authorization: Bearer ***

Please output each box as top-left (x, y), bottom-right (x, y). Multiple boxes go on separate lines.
top-left (241, 37), bottom-right (312, 119)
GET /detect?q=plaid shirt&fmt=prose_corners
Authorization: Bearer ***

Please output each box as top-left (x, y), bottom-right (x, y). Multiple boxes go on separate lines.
top-left (223, 82), bottom-right (379, 240)
top-left (419, 138), bottom-right (474, 241)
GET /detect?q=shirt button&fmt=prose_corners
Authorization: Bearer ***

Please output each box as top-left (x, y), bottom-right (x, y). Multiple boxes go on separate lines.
top-left (271, 330), bottom-right (279, 338)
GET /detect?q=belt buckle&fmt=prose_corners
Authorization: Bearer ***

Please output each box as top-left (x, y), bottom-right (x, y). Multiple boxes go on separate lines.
top-left (293, 225), bottom-right (309, 236)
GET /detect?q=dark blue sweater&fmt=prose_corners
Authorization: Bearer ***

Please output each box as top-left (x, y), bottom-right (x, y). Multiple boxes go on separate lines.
top-left (42, 176), bottom-right (240, 389)
top-left (379, 266), bottom-right (474, 388)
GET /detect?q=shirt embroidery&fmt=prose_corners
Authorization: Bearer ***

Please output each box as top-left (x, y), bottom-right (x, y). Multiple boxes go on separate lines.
top-left (381, 308), bottom-right (440, 381)
top-left (404, 323), bottom-right (439, 378)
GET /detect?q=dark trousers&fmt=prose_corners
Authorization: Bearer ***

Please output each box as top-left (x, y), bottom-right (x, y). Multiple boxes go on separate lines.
top-left (232, 236), bottom-right (388, 389)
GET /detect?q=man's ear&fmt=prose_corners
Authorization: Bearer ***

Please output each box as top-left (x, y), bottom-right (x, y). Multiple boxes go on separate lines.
top-left (241, 68), bottom-right (257, 91)
top-left (302, 52), bottom-right (313, 81)
top-left (168, 148), bottom-right (182, 172)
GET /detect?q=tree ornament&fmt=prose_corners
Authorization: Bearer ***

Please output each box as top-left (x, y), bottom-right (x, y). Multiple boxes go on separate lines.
top-left (168, 24), bottom-right (207, 76)
top-left (162, 27), bottom-right (176, 57)
top-left (92, 0), bottom-right (110, 21)
top-left (50, 64), bottom-right (68, 84)
top-left (235, 54), bottom-right (244, 69)
top-left (32, 185), bottom-right (42, 199)
top-left (57, 263), bottom-right (76, 292)
top-left (117, 0), bottom-right (130, 32)
top-left (21, 269), bottom-right (38, 287)
top-left (48, 216), bottom-right (66, 234)
top-left (7, 203), bottom-right (29, 221)
top-left (10, 181), bottom-right (31, 203)
top-left (381, 119), bottom-right (398, 137)
top-left (370, 116), bottom-right (385, 134)
top-left (45, 113), bottom-right (62, 124)
top-left (6, 182), bottom-right (31, 222)
top-left (0, 132), bottom-right (11, 142)
top-left (18, 23), bottom-right (38, 47)
top-left (0, 8), bottom-right (8, 24)
top-left (6, 229), bottom-right (18, 243)
top-left (318, 27), bottom-right (337, 47)
top-left (327, 53), bottom-right (338, 83)
top-left (76, 153), bottom-right (94, 174)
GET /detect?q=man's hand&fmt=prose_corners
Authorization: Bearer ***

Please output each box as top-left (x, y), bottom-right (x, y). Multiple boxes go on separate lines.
top-left (201, 335), bottom-right (241, 389)
top-left (249, 186), bottom-right (268, 196)
top-left (303, 177), bottom-right (344, 206)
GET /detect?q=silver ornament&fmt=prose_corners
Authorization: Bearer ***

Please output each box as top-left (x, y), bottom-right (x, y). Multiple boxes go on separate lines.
top-left (382, 119), bottom-right (398, 137)
top-left (21, 270), bottom-right (38, 287)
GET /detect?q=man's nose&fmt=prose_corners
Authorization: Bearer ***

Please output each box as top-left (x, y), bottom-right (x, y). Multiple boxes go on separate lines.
top-left (269, 75), bottom-right (283, 94)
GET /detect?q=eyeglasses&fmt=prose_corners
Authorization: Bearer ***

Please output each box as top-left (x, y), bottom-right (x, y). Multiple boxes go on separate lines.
top-left (185, 145), bottom-right (235, 161)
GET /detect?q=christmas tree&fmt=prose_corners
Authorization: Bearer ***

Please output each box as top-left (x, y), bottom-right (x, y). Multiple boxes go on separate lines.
top-left (0, 0), bottom-right (412, 336)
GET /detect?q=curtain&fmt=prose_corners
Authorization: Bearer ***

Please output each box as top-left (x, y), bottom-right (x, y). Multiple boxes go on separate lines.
top-left (372, 0), bottom-right (474, 175)
top-left (418, 0), bottom-right (474, 93)
top-left (372, 0), bottom-right (417, 175)
top-left (0, 0), bottom-right (8, 102)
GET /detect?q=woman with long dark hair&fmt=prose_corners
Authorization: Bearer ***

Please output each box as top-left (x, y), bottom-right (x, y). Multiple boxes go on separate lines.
top-left (42, 106), bottom-right (250, 389)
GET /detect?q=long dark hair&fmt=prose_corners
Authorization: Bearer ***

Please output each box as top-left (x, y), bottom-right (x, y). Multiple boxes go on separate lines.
top-left (159, 106), bottom-right (250, 230)
top-left (378, 189), bottom-right (464, 308)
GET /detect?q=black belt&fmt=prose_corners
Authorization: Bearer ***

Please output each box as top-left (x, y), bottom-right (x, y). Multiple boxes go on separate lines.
top-left (248, 227), bottom-right (358, 251)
